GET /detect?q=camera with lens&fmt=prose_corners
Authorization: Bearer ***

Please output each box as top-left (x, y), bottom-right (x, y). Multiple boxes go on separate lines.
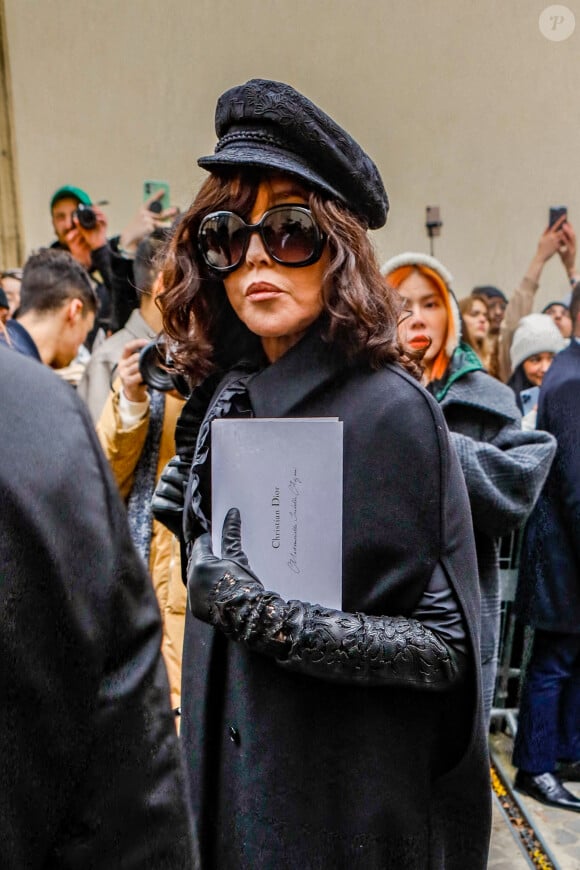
top-left (73, 203), bottom-right (98, 230)
top-left (138, 337), bottom-right (189, 397)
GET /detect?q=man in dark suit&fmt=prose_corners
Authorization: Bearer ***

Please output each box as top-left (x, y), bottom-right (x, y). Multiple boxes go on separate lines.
top-left (0, 343), bottom-right (198, 868)
top-left (513, 285), bottom-right (580, 811)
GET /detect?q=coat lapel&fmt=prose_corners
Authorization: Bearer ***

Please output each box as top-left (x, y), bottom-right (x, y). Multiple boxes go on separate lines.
top-left (247, 323), bottom-right (349, 417)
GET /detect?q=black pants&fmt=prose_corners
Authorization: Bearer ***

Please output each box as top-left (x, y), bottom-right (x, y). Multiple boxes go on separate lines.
top-left (513, 629), bottom-right (580, 773)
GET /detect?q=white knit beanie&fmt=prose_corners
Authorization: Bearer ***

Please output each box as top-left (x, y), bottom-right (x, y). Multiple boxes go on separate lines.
top-left (510, 313), bottom-right (566, 371)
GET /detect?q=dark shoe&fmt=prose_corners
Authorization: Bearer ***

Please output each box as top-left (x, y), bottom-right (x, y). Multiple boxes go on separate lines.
top-left (556, 760), bottom-right (580, 782)
top-left (514, 770), bottom-right (580, 812)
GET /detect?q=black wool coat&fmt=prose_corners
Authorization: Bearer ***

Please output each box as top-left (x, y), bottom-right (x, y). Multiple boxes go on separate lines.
top-left (515, 340), bottom-right (580, 632)
top-left (180, 327), bottom-right (491, 869)
top-left (0, 346), bottom-right (196, 869)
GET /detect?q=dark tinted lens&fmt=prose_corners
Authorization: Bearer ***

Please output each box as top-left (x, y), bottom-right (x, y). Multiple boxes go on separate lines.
top-left (228, 224), bottom-right (248, 265)
top-left (263, 208), bottom-right (318, 263)
top-left (200, 213), bottom-right (247, 269)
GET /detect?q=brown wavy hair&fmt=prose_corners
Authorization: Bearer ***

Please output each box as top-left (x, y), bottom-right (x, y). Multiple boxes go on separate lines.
top-left (159, 168), bottom-right (420, 382)
top-left (458, 294), bottom-right (500, 378)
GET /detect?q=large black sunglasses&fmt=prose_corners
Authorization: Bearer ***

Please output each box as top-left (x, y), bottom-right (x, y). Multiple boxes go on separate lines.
top-left (198, 204), bottom-right (326, 274)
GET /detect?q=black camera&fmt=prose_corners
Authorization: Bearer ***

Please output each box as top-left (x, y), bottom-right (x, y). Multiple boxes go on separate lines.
top-left (73, 203), bottom-right (98, 230)
top-left (138, 338), bottom-right (189, 396)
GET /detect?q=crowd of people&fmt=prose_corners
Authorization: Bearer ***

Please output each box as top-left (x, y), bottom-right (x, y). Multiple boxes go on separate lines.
top-left (2, 77), bottom-right (580, 867)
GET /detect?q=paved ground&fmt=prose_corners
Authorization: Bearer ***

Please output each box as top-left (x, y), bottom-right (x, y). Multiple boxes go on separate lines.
top-left (488, 794), bottom-right (529, 869)
top-left (488, 731), bottom-right (580, 869)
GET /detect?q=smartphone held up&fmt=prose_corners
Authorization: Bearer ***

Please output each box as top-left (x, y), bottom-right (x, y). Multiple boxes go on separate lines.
top-left (144, 180), bottom-right (171, 215)
top-left (549, 205), bottom-right (567, 228)
top-left (520, 386), bottom-right (540, 417)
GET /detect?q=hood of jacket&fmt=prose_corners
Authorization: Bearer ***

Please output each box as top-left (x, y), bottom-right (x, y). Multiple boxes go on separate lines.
top-left (381, 251), bottom-right (462, 362)
top-left (430, 342), bottom-right (521, 422)
top-left (429, 342), bottom-right (482, 402)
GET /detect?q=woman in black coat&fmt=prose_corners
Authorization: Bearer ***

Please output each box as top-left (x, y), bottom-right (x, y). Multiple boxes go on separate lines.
top-left (156, 78), bottom-right (491, 869)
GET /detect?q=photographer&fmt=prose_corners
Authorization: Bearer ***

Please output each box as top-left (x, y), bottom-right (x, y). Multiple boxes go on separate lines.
top-left (50, 185), bottom-right (114, 346)
top-left (90, 233), bottom-right (187, 713)
top-left (79, 229), bottom-right (168, 420)
top-left (49, 185), bottom-right (178, 338)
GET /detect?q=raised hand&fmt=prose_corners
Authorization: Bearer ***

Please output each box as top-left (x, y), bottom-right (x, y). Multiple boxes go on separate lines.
top-left (118, 190), bottom-right (179, 254)
top-left (118, 337), bottom-right (149, 403)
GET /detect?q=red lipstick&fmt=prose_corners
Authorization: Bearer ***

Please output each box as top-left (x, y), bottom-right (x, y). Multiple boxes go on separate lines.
top-left (408, 334), bottom-right (431, 350)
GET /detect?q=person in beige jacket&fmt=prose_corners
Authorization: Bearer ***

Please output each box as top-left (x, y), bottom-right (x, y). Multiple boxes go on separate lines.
top-left (98, 377), bottom-right (186, 712)
top-left (474, 216), bottom-right (576, 382)
top-left (95, 234), bottom-right (187, 712)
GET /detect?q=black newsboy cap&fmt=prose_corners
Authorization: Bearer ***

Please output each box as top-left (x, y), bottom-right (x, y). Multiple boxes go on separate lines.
top-left (198, 79), bottom-right (389, 230)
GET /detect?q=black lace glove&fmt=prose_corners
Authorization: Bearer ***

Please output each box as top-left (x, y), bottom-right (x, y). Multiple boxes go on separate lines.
top-left (151, 455), bottom-right (190, 537)
top-left (187, 509), bottom-right (468, 689)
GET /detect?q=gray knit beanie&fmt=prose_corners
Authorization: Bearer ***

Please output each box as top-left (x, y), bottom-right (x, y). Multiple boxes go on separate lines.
top-left (510, 313), bottom-right (566, 371)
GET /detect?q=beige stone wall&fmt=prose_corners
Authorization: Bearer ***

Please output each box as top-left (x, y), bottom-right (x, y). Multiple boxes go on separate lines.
top-left (0, 0), bottom-right (23, 267)
top-left (3, 0), bottom-right (580, 307)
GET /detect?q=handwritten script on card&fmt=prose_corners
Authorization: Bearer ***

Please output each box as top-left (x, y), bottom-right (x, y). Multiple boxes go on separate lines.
top-left (211, 419), bottom-right (343, 609)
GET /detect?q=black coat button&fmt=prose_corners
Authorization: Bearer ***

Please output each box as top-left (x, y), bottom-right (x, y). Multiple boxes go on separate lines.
top-left (228, 725), bottom-right (240, 746)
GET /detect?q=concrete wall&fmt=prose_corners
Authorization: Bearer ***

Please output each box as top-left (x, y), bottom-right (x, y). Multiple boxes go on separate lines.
top-left (0, 0), bottom-right (23, 265)
top-left (4, 0), bottom-right (580, 307)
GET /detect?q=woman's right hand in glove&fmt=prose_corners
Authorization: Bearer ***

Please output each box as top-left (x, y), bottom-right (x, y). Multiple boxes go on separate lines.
top-left (187, 509), bottom-right (468, 689)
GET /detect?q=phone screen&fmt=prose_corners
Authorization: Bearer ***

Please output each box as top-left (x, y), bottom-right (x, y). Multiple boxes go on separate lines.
top-left (143, 180), bottom-right (170, 213)
top-left (520, 386), bottom-right (540, 415)
top-left (549, 206), bottom-right (567, 228)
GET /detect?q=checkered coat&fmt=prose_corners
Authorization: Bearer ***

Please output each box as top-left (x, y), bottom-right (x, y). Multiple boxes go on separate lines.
top-left (431, 344), bottom-right (557, 716)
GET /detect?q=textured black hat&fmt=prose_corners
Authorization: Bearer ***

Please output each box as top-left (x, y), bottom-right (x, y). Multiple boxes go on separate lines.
top-left (198, 79), bottom-right (389, 230)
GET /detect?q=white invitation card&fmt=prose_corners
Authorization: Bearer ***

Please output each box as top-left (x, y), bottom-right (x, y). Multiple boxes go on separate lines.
top-left (211, 418), bottom-right (343, 609)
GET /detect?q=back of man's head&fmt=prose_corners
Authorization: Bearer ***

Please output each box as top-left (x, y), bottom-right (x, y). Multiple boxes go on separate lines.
top-left (133, 229), bottom-right (170, 298)
top-left (19, 249), bottom-right (98, 318)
